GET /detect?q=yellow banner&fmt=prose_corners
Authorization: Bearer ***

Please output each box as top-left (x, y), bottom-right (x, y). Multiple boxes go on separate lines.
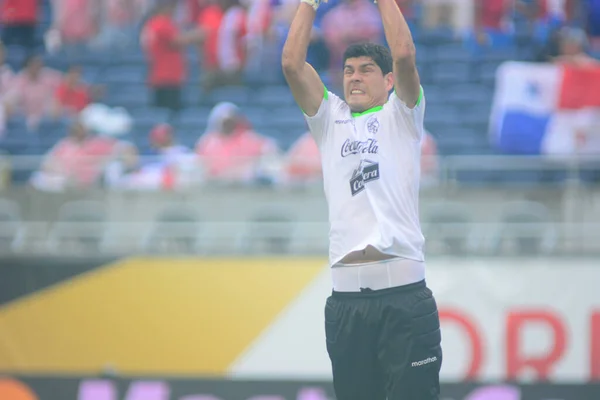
top-left (0, 257), bottom-right (326, 375)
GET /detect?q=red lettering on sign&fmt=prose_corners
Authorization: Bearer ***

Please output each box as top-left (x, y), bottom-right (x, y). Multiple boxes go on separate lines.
top-left (591, 311), bottom-right (600, 380)
top-left (506, 310), bottom-right (566, 380)
top-left (439, 309), bottom-right (483, 379)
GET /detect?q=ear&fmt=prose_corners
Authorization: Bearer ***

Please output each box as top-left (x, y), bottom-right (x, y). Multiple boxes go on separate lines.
top-left (384, 72), bottom-right (394, 92)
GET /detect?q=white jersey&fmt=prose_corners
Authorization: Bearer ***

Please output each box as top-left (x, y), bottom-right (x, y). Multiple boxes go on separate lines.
top-left (305, 87), bottom-right (426, 267)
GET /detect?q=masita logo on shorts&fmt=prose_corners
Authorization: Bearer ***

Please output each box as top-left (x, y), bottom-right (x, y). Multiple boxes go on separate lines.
top-left (340, 138), bottom-right (379, 158)
top-left (411, 356), bottom-right (438, 367)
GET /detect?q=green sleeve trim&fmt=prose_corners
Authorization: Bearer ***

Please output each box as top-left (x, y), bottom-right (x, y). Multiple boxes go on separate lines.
top-left (301, 85), bottom-right (328, 115)
top-left (392, 85), bottom-right (424, 108)
top-left (415, 86), bottom-right (424, 107)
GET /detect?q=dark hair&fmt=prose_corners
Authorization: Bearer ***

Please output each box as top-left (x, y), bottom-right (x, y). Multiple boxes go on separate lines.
top-left (343, 42), bottom-right (393, 75)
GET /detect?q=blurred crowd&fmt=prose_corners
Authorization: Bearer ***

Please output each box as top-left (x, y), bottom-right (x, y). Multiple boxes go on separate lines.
top-left (0, 0), bottom-right (599, 191)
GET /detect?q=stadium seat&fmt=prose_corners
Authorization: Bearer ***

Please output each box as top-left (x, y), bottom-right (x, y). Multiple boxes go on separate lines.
top-left (422, 201), bottom-right (475, 255)
top-left (424, 108), bottom-right (462, 130)
top-left (418, 27), bottom-right (456, 45)
top-left (447, 84), bottom-right (493, 107)
top-left (129, 107), bottom-right (173, 127)
top-left (0, 198), bottom-right (25, 253)
top-left (256, 85), bottom-right (296, 107)
top-left (141, 204), bottom-right (201, 255)
top-left (238, 207), bottom-right (295, 254)
top-left (207, 86), bottom-right (252, 106)
top-left (175, 107), bottom-right (211, 132)
top-left (431, 62), bottom-right (472, 85)
top-left (433, 43), bottom-right (471, 63)
top-left (241, 106), bottom-right (267, 130)
top-left (105, 84), bottom-right (149, 108)
top-left (46, 200), bottom-right (108, 254)
top-left (117, 48), bottom-right (146, 65)
top-left (5, 45), bottom-right (28, 70)
top-left (489, 200), bottom-right (557, 256)
top-left (478, 61), bottom-right (502, 86)
top-left (103, 65), bottom-right (147, 85)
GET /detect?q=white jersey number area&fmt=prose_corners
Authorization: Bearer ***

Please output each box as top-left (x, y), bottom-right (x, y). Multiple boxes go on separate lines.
top-left (304, 88), bottom-right (427, 267)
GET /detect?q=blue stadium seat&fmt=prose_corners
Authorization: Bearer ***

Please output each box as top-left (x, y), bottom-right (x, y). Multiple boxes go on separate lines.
top-left (105, 84), bottom-right (149, 108)
top-left (418, 28), bottom-right (456, 45)
top-left (459, 105), bottom-right (491, 130)
top-left (62, 48), bottom-right (112, 68)
top-left (176, 129), bottom-right (201, 148)
top-left (103, 65), bottom-right (146, 85)
top-left (433, 43), bottom-right (471, 63)
top-left (0, 136), bottom-right (30, 155)
top-left (207, 86), bottom-right (252, 106)
top-left (129, 108), bottom-right (172, 135)
top-left (175, 108), bottom-right (211, 131)
top-left (482, 48), bottom-right (517, 63)
top-left (6, 46), bottom-right (28, 70)
top-left (416, 46), bottom-right (431, 64)
top-left (260, 127), bottom-right (302, 151)
top-left (479, 61), bottom-right (502, 86)
top-left (43, 54), bottom-right (69, 71)
top-left (241, 106), bottom-right (267, 130)
top-left (264, 107), bottom-right (305, 128)
top-left (256, 86), bottom-right (296, 107)
top-left (425, 106), bottom-right (461, 129)
top-left (454, 170), bottom-right (499, 186)
top-left (117, 48), bottom-right (147, 65)
top-left (431, 62), bottom-right (471, 84)
top-left (446, 84), bottom-right (492, 106)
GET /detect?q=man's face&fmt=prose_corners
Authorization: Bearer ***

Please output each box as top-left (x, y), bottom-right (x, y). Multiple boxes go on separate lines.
top-left (343, 56), bottom-right (393, 113)
top-left (70, 121), bottom-right (88, 141)
top-left (220, 116), bottom-right (238, 134)
top-left (560, 39), bottom-right (582, 56)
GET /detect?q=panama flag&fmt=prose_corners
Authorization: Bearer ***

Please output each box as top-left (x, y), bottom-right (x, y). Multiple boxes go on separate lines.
top-left (490, 61), bottom-right (600, 156)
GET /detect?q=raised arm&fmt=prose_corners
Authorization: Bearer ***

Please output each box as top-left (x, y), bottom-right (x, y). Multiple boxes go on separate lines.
top-left (281, 2), bottom-right (325, 117)
top-left (376, 0), bottom-right (420, 108)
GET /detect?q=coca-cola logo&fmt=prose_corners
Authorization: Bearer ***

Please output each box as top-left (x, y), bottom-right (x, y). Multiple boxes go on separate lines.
top-left (340, 138), bottom-right (379, 157)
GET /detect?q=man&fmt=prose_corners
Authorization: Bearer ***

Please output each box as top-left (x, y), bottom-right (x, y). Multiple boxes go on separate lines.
top-left (281, 0), bottom-right (442, 398)
top-left (141, 0), bottom-right (202, 111)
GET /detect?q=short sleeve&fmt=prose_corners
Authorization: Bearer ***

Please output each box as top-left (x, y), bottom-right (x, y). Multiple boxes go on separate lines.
top-left (303, 86), bottom-right (342, 147)
top-left (389, 86), bottom-right (426, 141)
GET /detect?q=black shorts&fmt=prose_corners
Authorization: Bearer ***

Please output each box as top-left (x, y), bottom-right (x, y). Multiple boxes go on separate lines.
top-left (325, 280), bottom-right (442, 400)
top-left (152, 86), bottom-right (182, 111)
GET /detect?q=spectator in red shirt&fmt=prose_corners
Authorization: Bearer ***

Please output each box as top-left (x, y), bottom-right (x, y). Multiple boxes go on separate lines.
top-left (196, 0), bottom-right (224, 92)
top-left (0, 0), bottom-right (39, 50)
top-left (210, 0), bottom-right (247, 91)
top-left (473, 0), bottom-right (512, 47)
top-left (284, 131), bottom-right (322, 184)
top-left (50, 0), bottom-right (100, 48)
top-left (195, 102), bottom-right (279, 183)
top-left (4, 54), bottom-right (63, 130)
top-left (30, 118), bottom-right (117, 191)
top-left (141, 0), bottom-right (202, 112)
top-left (52, 65), bottom-right (96, 117)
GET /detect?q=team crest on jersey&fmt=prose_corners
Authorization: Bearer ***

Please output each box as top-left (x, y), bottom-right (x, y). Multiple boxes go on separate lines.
top-left (366, 116), bottom-right (379, 135)
top-left (349, 159), bottom-right (380, 196)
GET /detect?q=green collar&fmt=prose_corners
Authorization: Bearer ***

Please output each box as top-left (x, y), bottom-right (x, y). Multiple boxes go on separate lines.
top-left (351, 105), bottom-right (383, 118)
